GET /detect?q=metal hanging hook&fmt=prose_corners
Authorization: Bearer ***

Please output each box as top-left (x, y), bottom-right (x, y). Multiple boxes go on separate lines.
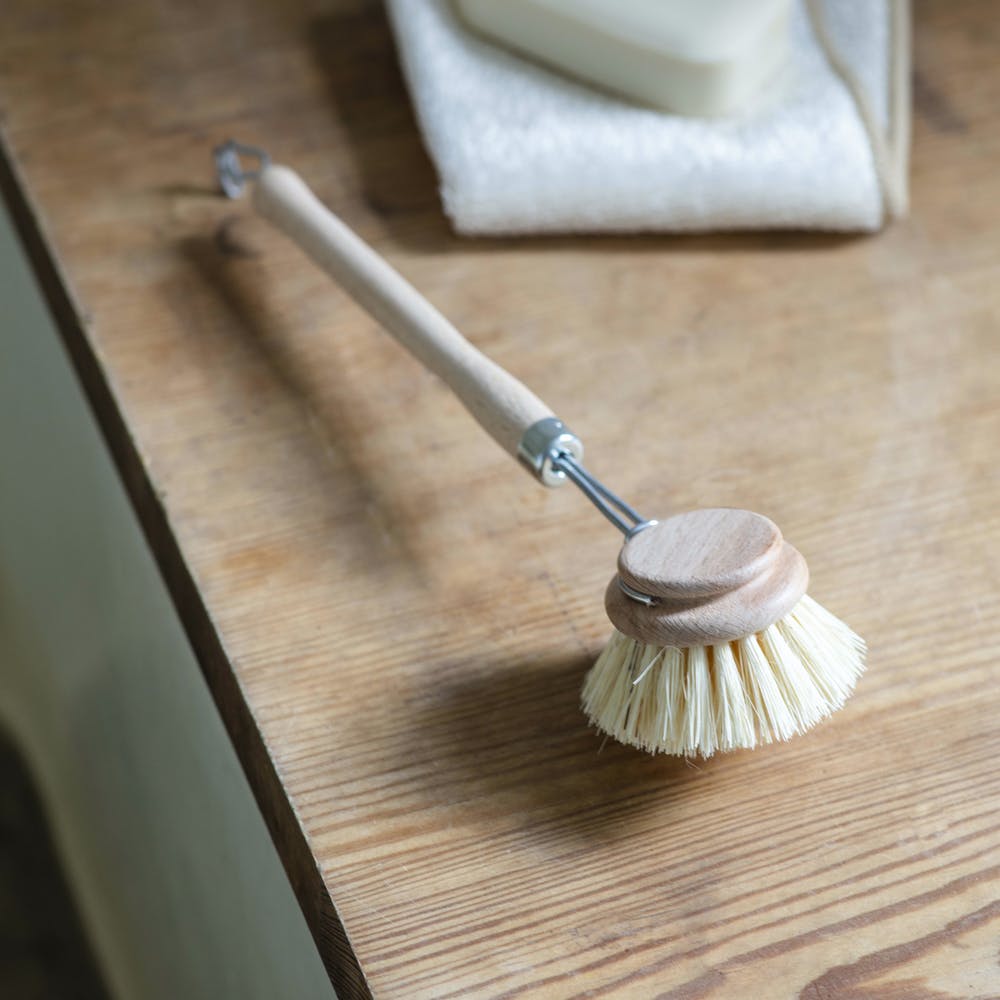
top-left (214, 140), bottom-right (271, 199)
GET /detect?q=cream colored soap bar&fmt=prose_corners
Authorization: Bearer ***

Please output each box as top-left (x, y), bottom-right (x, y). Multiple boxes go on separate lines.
top-left (455, 0), bottom-right (793, 116)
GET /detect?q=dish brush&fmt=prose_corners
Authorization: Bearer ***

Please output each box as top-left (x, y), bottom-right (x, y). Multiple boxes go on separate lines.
top-left (214, 141), bottom-right (865, 757)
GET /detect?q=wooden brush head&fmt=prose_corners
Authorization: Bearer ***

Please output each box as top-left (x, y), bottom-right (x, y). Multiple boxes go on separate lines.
top-left (605, 508), bottom-right (808, 646)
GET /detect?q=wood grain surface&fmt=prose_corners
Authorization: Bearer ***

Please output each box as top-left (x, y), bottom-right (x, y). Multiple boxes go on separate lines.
top-left (2, 2), bottom-right (999, 997)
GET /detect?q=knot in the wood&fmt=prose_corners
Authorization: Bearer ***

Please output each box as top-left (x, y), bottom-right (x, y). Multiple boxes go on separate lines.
top-left (606, 508), bottom-right (809, 646)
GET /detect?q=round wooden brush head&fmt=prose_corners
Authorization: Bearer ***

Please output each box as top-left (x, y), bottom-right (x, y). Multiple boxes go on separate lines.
top-left (605, 508), bottom-right (809, 646)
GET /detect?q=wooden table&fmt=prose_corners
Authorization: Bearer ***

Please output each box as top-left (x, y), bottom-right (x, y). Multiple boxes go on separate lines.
top-left (3, 3), bottom-right (998, 997)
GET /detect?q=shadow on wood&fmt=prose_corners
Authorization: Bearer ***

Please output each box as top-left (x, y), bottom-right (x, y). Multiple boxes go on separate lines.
top-left (404, 649), bottom-right (720, 845)
top-left (177, 231), bottom-right (437, 575)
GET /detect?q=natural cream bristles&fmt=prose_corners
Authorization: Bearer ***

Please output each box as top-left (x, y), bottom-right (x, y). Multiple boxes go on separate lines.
top-left (582, 595), bottom-right (865, 756)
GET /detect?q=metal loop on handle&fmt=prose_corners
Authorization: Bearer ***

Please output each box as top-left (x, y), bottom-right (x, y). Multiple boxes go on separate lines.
top-left (214, 140), bottom-right (271, 199)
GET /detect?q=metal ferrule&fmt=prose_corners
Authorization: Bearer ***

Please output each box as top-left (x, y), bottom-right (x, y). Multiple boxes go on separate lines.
top-left (517, 417), bottom-right (584, 487)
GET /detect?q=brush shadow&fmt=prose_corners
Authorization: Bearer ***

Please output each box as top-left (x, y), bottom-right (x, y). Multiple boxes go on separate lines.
top-left (407, 649), bottom-right (722, 844)
top-left (176, 225), bottom-right (434, 571)
top-left (304, 6), bottom-right (863, 256)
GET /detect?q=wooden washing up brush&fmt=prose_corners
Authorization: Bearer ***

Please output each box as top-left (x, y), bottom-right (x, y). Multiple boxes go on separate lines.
top-left (214, 141), bottom-right (865, 757)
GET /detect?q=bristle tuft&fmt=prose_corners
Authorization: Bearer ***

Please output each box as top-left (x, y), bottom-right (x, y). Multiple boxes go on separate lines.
top-left (582, 595), bottom-right (865, 756)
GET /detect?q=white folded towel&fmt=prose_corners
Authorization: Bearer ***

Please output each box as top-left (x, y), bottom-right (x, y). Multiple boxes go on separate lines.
top-left (385, 0), bottom-right (910, 235)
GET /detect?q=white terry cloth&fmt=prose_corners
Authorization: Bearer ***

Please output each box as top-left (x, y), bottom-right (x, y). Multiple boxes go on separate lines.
top-left (384, 0), bottom-right (910, 235)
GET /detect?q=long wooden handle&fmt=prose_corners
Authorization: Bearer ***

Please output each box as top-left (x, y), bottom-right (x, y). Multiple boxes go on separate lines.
top-left (253, 164), bottom-right (555, 461)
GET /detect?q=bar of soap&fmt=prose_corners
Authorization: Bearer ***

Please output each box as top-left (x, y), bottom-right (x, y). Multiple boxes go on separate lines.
top-left (454, 0), bottom-right (793, 116)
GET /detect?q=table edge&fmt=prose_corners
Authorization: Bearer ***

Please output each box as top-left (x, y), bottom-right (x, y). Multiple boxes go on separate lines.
top-left (0, 127), bottom-right (371, 1000)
